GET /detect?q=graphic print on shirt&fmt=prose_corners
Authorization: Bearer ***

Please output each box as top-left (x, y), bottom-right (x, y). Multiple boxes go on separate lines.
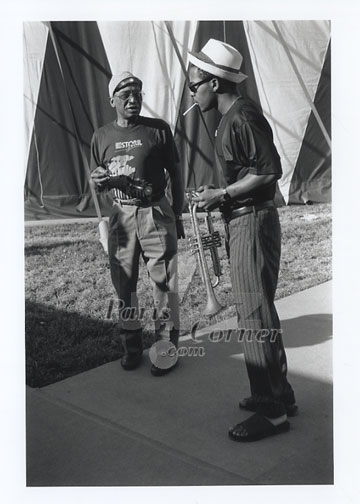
top-left (107, 154), bottom-right (136, 200)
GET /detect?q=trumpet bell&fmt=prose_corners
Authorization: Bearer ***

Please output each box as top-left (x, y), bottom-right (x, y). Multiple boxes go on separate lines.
top-left (203, 293), bottom-right (224, 316)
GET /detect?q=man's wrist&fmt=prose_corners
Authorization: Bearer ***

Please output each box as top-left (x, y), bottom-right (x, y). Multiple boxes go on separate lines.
top-left (220, 187), bottom-right (232, 203)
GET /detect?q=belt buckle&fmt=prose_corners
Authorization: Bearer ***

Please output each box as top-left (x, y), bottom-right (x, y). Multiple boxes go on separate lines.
top-left (118, 198), bottom-right (141, 206)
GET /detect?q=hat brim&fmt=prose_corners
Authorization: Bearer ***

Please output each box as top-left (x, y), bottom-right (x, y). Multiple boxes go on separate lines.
top-left (188, 51), bottom-right (248, 83)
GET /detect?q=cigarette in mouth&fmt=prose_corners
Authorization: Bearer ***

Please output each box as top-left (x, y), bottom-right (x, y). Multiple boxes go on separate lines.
top-left (183, 103), bottom-right (198, 116)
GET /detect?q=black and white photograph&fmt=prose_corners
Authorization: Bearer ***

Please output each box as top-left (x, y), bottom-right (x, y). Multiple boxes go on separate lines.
top-left (2, 0), bottom-right (360, 502)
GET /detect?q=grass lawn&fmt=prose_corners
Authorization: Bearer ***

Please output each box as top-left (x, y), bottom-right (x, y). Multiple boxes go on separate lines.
top-left (25, 203), bottom-right (332, 387)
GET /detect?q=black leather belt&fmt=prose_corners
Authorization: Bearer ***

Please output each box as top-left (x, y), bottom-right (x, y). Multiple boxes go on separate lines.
top-left (223, 200), bottom-right (275, 222)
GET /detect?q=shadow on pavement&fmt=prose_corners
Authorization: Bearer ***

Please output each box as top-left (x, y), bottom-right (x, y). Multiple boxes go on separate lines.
top-left (26, 334), bottom-right (333, 486)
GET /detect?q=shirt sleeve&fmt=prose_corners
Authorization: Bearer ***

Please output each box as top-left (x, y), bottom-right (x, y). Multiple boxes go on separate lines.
top-left (161, 122), bottom-right (180, 175)
top-left (236, 119), bottom-right (282, 178)
top-left (90, 131), bottom-right (102, 173)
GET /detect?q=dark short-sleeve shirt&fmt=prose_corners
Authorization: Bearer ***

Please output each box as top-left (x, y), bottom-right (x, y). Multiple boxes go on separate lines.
top-left (90, 116), bottom-right (179, 199)
top-left (215, 97), bottom-right (282, 204)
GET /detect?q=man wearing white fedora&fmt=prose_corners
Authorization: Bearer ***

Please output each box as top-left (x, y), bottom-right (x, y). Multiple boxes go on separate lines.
top-left (189, 39), bottom-right (297, 442)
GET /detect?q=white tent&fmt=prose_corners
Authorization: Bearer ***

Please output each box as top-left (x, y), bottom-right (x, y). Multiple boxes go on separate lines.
top-left (24, 20), bottom-right (331, 220)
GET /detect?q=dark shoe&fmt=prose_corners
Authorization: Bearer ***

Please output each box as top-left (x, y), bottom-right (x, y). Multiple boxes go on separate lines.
top-left (150, 361), bottom-right (178, 377)
top-left (229, 413), bottom-right (290, 442)
top-left (121, 353), bottom-right (143, 371)
top-left (239, 396), bottom-right (298, 417)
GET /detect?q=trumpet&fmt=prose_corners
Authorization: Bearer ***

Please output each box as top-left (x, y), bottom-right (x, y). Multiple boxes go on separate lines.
top-left (186, 191), bottom-right (224, 316)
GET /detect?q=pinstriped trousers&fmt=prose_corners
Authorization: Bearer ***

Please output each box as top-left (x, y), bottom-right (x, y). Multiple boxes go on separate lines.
top-left (225, 206), bottom-right (295, 417)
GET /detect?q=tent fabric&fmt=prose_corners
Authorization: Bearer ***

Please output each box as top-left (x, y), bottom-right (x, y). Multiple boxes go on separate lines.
top-left (23, 22), bottom-right (49, 170)
top-left (243, 20), bottom-right (331, 203)
top-left (25, 21), bottom-right (115, 215)
top-left (288, 41), bottom-right (331, 204)
top-left (24, 20), bottom-right (331, 221)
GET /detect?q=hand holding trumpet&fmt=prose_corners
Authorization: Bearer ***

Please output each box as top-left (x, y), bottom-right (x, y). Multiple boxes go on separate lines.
top-left (192, 185), bottom-right (226, 212)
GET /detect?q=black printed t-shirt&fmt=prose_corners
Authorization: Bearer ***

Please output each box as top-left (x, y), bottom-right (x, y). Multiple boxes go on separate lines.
top-left (90, 116), bottom-right (179, 199)
top-left (215, 97), bottom-right (282, 204)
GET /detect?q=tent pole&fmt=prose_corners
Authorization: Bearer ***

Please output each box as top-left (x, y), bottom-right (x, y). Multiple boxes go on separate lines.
top-left (272, 21), bottom-right (331, 150)
top-left (46, 22), bottom-right (108, 253)
top-left (164, 21), bottom-right (215, 149)
top-left (164, 21), bottom-right (189, 81)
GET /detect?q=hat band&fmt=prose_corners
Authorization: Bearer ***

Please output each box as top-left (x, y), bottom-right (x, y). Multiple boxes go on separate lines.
top-left (114, 77), bottom-right (142, 93)
top-left (192, 51), bottom-right (242, 75)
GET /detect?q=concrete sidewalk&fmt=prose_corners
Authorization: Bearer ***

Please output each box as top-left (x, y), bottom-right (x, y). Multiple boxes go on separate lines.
top-left (26, 281), bottom-right (332, 486)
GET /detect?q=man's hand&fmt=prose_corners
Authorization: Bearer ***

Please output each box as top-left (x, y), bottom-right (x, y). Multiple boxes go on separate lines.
top-left (175, 217), bottom-right (185, 239)
top-left (90, 166), bottom-right (110, 192)
top-left (192, 185), bottom-right (224, 211)
top-left (106, 176), bottom-right (153, 202)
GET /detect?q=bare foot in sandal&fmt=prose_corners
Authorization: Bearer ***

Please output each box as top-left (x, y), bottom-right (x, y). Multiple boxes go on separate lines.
top-left (228, 413), bottom-right (290, 442)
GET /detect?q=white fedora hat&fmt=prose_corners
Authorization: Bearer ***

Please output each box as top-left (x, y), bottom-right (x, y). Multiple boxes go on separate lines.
top-left (188, 38), bottom-right (248, 83)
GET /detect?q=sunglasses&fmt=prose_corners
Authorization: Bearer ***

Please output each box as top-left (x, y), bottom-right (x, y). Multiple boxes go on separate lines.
top-left (188, 76), bottom-right (212, 94)
top-left (113, 89), bottom-right (144, 101)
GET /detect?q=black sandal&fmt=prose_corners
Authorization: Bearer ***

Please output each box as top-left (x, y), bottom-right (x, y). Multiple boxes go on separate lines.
top-left (229, 413), bottom-right (290, 442)
top-left (239, 396), bottom-right (298, 417)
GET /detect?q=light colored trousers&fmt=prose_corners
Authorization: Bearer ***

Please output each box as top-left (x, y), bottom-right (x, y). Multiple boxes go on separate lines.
top-left (108, 196), bottom-right (179, 355)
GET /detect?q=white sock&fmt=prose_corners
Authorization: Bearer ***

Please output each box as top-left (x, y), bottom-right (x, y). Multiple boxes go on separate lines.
top-left (265, 414), bottom-right (287, 426)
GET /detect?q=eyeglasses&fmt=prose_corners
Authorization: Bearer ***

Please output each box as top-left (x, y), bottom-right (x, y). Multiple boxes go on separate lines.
top-left (188, 76), bottom-right (212, 94)
top-left (113, 89), bottom-right (144, 101)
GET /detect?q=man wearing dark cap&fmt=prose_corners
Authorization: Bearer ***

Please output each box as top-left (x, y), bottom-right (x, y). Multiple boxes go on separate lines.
top-left (90, 71), bottom-right (185, 376)
top-left (188, 39), bottom-right (297, 441)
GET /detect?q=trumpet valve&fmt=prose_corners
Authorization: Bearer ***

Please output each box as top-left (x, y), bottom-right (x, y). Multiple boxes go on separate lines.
top-left (202, 232), bottom-right (222, 250)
